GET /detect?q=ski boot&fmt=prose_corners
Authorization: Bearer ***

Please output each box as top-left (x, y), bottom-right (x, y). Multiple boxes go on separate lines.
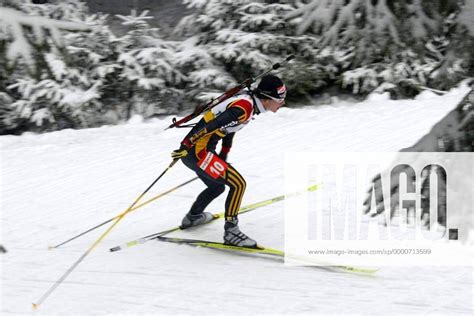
top-left (223, 217), bottom-right (257, 247)
top-left (181, 211), bottom-right (214, 229)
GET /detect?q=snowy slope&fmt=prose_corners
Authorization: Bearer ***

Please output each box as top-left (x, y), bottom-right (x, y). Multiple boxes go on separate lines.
top-left (1, 87), bottom-right (472, 314)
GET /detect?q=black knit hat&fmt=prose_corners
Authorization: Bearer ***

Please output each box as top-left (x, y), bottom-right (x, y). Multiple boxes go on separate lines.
top-left (256, 75), bottom-right (286, 100)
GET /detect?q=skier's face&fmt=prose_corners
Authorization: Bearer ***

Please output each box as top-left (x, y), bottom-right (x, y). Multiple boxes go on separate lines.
top-left (263, 98), bottom-right (285, 113)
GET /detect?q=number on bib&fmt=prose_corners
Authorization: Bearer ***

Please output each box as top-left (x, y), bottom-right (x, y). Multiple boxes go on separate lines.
top-left (198, 152), bottom-right (228, 179)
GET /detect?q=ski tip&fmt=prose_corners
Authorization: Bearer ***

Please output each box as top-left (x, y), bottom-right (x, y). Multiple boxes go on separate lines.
top-left (32, 303), bottom-right (39, 310)
top-left (308, 183), bottom-right (323, 191)
top-left (47, 246), bottom-right (54, 250)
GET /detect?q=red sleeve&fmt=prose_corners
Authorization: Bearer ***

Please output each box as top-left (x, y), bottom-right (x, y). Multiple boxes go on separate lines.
top-left (228, 99), bottom-right (253, 122)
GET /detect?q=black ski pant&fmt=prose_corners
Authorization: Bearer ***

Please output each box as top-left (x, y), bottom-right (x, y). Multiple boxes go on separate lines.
top-left (181, 151), bottom-right (246, 221)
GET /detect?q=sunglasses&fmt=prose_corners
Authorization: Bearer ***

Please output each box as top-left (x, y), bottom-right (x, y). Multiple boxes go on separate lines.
top-left (261, 92), bottom-right (285, 104)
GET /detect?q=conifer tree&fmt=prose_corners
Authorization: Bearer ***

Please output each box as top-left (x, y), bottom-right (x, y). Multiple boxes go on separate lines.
top-left (286, 0), bottom-right (473, 96)
top-left (114, 10), bottom-right (185, 117)
top-left (175, 0), bottom-right (330, 100)
top-left (0, 0), bottom-right (95, 132)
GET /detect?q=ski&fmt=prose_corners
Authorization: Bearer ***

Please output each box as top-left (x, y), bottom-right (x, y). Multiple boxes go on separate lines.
top-left (109, 184), bottom-right (320, 252)
top-left (157, 236), bottom-right (284, 256)
top-left (156, 236), bottom-right (378, 275)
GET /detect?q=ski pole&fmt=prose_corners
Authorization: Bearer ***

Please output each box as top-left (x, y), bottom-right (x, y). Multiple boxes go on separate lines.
top-left (167, 54), bottom-right (295, 129)
top-left (33, 159), bottom-right (179, 309)
top-left (50, 175), bottom-right (198, 249)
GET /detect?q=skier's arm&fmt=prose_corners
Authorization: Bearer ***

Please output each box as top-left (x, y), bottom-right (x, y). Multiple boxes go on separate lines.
top-left (219, 132), bottom-right (235, 161)
top-left (172, 99), bottom-right (251, 160)
top-left (181, 106), bottom-right (246, 149)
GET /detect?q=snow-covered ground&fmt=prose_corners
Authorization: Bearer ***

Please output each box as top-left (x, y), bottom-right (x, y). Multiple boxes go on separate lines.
top-left (1, 88), bottom-right (472, 314)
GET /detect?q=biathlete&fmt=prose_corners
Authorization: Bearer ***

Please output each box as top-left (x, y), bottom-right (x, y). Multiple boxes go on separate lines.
top-left (171, 75), bottom-right (286, 247)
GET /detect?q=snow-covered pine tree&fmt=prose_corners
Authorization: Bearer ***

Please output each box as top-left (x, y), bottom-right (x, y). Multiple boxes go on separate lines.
top-left (172, 0), bottom-right (244, 102)
top-left (429, 0), bottom-right (474, 90)
top-left (114, 10), bottom-right (185, 118)
top-left (0, 0), bottom-right (90, 74)
top-left (286, 0), bottom-right (473, 97)
top-left (174, 0), bottom-right (332, 101)
top-left (173, 36), bottom-right (236, 103)
top-left (59, 11), bottom-right (124, 125)
top-left (286, 0), bottom-right (439, 62)
top-left (0, 92), bottom-right (14, 135)
top-left (0, 1), bottom-right (100, 132)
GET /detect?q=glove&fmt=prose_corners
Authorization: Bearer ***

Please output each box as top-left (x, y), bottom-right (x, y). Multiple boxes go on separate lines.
top-left (171, 146), bottom-right (189, 160)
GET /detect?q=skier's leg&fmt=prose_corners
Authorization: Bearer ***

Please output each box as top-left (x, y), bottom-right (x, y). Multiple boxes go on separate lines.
top-left (222, 166), bottom-right (256, 247)
top-left (180, 153), bottom-right (225, 228)
top-left (189, 176), bottom-right (225, 215)
top-left (223, 166), bottom-right (246, 220)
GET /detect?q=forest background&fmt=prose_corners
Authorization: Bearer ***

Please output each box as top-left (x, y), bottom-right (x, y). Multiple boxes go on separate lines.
top-left (0, 0), bottom-right (472, 134)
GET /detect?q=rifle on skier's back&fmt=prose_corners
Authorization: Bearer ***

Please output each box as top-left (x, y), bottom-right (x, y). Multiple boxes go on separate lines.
top-left (166, 54), bottom-right (295, 130)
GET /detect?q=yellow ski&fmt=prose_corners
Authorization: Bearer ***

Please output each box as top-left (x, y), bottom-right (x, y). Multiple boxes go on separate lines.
top-left (156, 236), bottom-right (284, 256)
top-left (156, 236), bottom-right (378, 276)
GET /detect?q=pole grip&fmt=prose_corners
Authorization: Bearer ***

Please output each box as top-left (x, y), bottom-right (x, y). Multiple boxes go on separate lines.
top-left (272, 54), bottom-right (295, 70)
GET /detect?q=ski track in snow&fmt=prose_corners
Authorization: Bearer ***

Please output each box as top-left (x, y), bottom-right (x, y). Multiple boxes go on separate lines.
top-left (1, 88), bottom-right (472, 314)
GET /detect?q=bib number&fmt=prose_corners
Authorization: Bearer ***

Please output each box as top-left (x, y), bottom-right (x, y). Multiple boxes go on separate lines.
top-left (198, 152), bottom-right (228, 179)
